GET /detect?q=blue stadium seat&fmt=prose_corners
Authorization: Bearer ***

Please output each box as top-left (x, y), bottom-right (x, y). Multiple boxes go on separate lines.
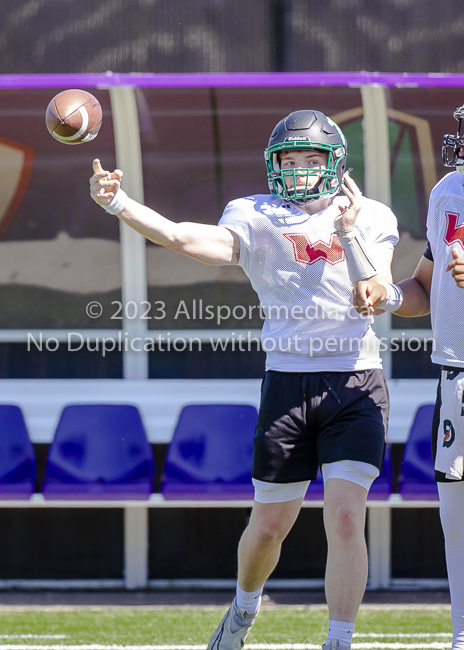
top-left (161, 404), bottom-right (258, 500)
top-left (0, 405), bottom-right (36, 499)
top-left (398, 403), bottom-right (437, 500)
top-left (304, 444), bottom-right (393, 501)
top-left (42, 404), bottom-right (154, 500)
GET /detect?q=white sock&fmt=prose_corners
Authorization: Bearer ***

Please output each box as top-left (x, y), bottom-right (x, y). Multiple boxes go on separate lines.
top-left (451, 613), bottom-right (464, 649)
top-left (438, 483), bottom-right (464, 650)
top-left (327, 620), bottom-right (354, 647)
top-left (235, 583), bottom-right (263, 615)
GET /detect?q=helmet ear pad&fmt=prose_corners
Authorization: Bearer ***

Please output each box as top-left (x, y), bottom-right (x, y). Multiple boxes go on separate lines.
top-left (264, 110), bottom-right (347, 204)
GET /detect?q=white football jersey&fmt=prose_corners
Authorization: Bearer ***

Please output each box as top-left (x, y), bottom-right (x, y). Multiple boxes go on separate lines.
top-left (427, 172), bottom-right (464, 367)
top-left (219, 194), bottom-right (398, 372)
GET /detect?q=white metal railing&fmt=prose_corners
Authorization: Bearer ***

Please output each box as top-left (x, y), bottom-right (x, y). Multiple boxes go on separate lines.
top-left (0, 493), bottom-right (441, 591)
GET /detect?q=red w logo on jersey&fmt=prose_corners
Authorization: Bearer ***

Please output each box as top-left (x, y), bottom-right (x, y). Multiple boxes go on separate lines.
top-left (444, 211), bottom-right (464, 248)
top-left (284, 233), bottom-right (345, 265)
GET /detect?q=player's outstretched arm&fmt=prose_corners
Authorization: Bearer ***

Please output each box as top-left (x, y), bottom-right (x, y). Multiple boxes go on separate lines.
top-left (89, 159), bottom-right (239, 266)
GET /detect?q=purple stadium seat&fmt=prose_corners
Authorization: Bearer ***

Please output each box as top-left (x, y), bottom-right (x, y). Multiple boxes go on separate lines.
top-left (399, 403), bottom-right (437, 500)
top-left (161, 404), bottom-right (258, 500)
top-left (304, 444), bottom-right (393, 501)
top-left (0, 405), bottom-right (36, 499)
top-left (42, 404), bottom-right (154, 500)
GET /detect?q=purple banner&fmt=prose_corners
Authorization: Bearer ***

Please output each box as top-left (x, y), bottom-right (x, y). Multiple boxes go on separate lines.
top-left (1, 71), bottom-right (464, 89)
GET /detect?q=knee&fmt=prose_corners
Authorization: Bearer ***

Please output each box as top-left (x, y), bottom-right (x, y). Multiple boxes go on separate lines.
top-left (328, 503), bottom-right (364, 544)
top-left (247, 515), bottom-right (290, 548)
top-left (336, 507), bottom-right (360, 541)
top-left (244, 499), bottom-right (303, 549)
top-left (324, 479), bottom-right (367, 544)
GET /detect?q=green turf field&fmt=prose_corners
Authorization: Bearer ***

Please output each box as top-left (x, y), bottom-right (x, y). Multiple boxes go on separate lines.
top-left (0, 606), bottom-right (452, 649)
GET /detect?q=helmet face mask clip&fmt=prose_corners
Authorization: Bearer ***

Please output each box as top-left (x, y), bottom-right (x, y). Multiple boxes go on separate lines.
top-left (264, 110), bottom-right (347, 206)
top-left (442, 105), bottom-right (464, 171)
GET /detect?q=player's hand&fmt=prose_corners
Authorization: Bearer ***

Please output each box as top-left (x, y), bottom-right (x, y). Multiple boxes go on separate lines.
top-left (90, 159), bottom-right (123, 206)
top-left (334, 171), bottom-right (363, 232)
top-left (446, 248), bottom-right (464, 289)
top-left (353, 280), bottom-right (387, 315)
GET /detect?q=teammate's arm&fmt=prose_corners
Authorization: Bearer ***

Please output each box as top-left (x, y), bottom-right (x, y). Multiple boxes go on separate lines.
top-left (354, 254), bottom-right (433, 316)
top-left (395, 255), bottom-right (433, 316)
top-left (368, 249), bottom-right (393, 284)
top-left (90, 159), bottom-right (240, 266)
top-left (446, 248), bottom-right (464, 289)
top-left (349, 250), bottom-right (393, 316)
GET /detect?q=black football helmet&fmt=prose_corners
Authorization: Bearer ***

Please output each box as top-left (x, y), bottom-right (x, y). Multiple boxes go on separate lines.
top-left (264, 110), bottom-right (347, 205)
top-left (442, 105), bottom-right (464, 170)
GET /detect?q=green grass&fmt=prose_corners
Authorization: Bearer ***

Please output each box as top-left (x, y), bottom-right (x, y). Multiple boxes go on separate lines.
top-left (0, 606), bottom-right (452, 648)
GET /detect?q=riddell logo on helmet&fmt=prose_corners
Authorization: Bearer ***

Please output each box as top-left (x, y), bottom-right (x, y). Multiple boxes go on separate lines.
top-left (285, 136), bottom-right (310, 141)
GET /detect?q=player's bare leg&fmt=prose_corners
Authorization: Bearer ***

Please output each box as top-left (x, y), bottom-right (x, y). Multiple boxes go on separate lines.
top-left (207, 497), bottom-right (303, 650)
top-left (323, 478), bottom-right (369, 623)
top-left (438, 482), bottom-right (464, 650)
top-left (237, 497), bottom-right (304, 591)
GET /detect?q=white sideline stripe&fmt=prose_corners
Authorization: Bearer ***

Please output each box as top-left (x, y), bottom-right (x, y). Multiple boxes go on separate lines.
top-left (0, 634), bottom-right (449, 641)
top-left (349, 646), bottom-right (448, 649)
top-left (355, 633), bottom-right (451, 638)
top-left (0, 635), bottom-right (450, 650)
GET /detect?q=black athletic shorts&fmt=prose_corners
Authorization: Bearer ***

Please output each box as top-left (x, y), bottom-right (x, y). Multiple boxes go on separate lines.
top-left (433, 366), bottom-right (464, 483)
top-left (252, 368), bottom-right (389, 484)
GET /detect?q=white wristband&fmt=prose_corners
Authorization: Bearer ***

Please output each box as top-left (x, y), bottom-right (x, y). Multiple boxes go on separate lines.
top-left (335, 228), bottom-right (377, 283)
top-left (378, 282), bottom-right (404, 312)
top-left (101, 189), bottom-right (128, 215)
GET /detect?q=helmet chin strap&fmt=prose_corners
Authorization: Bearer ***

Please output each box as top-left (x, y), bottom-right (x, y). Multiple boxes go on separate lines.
top-left (289, 195), bottom-right (319, 206)
top-left (289, 177), bottom-right (340, 206)
top-left (287, 176), bottom-right (324, 205)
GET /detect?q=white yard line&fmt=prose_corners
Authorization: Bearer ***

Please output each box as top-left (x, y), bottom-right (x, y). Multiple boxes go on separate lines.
top-left (0, 633), bottom-right (451, 650)
top-left (354, 633), bottom-right (451, 638)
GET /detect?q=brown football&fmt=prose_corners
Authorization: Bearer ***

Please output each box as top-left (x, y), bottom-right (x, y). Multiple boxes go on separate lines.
top-left (45, 89), bottom-right (102, 145)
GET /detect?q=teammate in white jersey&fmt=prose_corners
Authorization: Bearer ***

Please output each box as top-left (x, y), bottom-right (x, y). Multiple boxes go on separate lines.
top-left (354, 105), bottom-right (464, 650)
top-left (89, 110), bottom-right (399, 650)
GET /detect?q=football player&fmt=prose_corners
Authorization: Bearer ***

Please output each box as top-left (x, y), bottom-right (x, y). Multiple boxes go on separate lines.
top-left (90, 110), bottom-right (399, 650)
top-left (354, 105), bottom-right (464, 650)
